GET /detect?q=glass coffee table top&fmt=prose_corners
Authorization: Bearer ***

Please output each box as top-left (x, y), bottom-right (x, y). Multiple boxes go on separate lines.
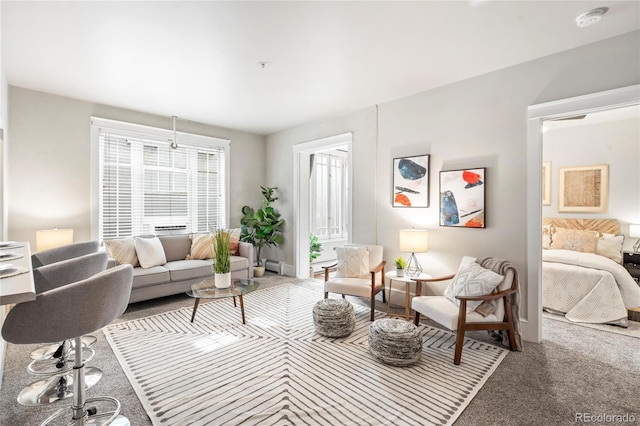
top-left (186, 278), bottom-right (260, 324)
top-left (187, 278), bottom-right (260, 299)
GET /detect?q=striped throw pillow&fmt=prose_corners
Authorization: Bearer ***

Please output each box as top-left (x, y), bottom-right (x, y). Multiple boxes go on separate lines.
top-left (187, 234), bottom-right (214, 260)
top-left (104, 237), bottom-right (139, 267)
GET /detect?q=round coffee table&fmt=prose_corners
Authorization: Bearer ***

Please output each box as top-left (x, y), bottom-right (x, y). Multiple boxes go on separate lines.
top-left (186, 278), bottom-right (260, 324)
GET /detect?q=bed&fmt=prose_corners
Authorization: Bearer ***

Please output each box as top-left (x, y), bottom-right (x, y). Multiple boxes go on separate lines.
top-left (542, 218), bottom-right (640, 325)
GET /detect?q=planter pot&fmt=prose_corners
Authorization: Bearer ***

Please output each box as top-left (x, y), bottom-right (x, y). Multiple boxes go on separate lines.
top-left (254, 266), bottom-right (266, 277)
top-left (214, 272), bottom-right (231, 288)
top-left (396, 268), bottom-right (405, 278)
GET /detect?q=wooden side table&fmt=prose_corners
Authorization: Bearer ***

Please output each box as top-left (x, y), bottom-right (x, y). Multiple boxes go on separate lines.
top-left (385, 271), bottom-right (432, 320)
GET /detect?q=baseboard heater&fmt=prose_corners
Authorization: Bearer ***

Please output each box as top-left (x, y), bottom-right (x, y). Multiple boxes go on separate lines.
top-left (264, 259), bottom-right (284, 275)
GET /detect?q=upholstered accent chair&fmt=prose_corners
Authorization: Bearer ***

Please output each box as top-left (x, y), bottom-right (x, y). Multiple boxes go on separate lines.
top-left (323, 244), bottom-right (386, 321)
top-left (412, 256), bottom-right (518, 365)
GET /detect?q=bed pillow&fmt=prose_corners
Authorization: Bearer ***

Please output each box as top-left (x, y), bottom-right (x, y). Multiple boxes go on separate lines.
top-left (187, 233), bottom-right (214, 260)
top-left (550, 227), bottom-right (598, 253)
top-left (104, 237), bottom-right (139, 267)
top-left (542, 225), bottom-right (552, 250)
top-left (596, 233), bottom-right (624, 263)
top-left (335, 246), bottom-right (370, 278)
top-left (444, 263), bottom-right (504, 311)
top-left (134, 236), bottom-right (167, 268)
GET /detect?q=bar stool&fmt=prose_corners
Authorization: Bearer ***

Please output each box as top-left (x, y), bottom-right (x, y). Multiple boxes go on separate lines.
top-left (19, 251), bottom-right (108, 405)
top-left (2, 264), bottom-right (134, 425)
top-left (29, 241), bottom-right (101, 362)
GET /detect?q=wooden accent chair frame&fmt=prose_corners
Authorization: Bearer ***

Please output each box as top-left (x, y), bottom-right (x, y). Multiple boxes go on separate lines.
top-left (412, 256), bottom-right (518, 365)
top-left (323, 245), bottom-right (386, 321)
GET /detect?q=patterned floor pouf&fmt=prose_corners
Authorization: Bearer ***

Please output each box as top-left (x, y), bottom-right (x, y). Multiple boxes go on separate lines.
top-left (369, 318), bottom-right (423, 366)
top-left (313, 298), bottom-right (356, 337)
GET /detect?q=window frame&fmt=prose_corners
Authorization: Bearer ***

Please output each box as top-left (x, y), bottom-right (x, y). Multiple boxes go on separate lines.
top-left (310, 150), bottom-right (348, 241)
top-left (90, 117), bottom-right (230, 240)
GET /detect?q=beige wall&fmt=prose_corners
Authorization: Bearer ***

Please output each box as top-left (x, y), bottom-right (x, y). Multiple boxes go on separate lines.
top-left (266, 31), bottom-right (640, 339)
top-left (7, 86), bottom-right (266, 248)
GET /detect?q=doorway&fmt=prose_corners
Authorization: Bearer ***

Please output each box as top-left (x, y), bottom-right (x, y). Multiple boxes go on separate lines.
top-left (526, 84), bottom-right (640, 343)
top-left (293, 133), bottom-right (353, 278)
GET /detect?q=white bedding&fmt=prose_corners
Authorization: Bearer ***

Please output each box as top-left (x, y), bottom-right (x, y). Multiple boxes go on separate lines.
top-left (542, 249), bottom-right (640, 323)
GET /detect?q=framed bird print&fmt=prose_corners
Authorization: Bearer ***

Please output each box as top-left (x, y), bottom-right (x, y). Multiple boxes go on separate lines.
top-left (393, 154), bottom-right (430, 208)
top-left (439, 168), bottom-right (485, 228)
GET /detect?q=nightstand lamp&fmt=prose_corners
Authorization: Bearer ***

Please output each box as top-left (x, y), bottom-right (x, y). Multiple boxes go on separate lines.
top-left (399, 229), bottom-right (429, 277)
top-left (630, 224), bottom-right (640, 252)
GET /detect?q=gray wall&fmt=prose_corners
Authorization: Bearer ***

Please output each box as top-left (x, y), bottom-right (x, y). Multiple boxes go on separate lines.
top-left (7, 86), bottom-right (266, 248)
top-left (543, 116), bottom-right (640, 250)
top-left (0, 1), bottom-right (6, 388)
top-left (266, 31), bottom-right (640, 339)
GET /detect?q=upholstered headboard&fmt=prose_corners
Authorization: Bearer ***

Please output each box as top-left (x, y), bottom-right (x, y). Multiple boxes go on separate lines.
top-left (543, 218), bottom-right (619, 235)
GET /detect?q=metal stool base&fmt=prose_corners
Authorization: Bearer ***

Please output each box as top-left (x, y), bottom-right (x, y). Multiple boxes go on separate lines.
top-left (17, 367), bottom-right (102, 406)
top-left (40, 396), bottom-right (129, 426)
top-left (30, 336), bottom-right (97, 360)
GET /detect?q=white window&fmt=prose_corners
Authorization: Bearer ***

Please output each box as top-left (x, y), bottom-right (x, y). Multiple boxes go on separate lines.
top-left (310, 150), bottom-right (348, 240)
top-left (92, 118), bottom-right (229, 240)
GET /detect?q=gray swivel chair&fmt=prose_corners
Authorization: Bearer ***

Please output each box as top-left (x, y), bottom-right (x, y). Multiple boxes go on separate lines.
top-left (19, 251), bottom-right (108, 406)
top-left (31, 240), bottom-right (99, 268)
top-left (29, 241), bottom-right (101, 362)
top-left (2, 264), bottom-right (134, 425)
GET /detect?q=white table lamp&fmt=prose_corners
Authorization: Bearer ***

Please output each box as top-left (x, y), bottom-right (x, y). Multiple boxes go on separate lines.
top-left (399, 229), bottom-right (429, 277)
top-left (36, 228), bottom-right (74, 252)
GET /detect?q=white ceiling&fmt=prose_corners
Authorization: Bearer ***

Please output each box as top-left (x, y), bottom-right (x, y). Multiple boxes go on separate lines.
top-left (3, 1), bottom-right (639, 135)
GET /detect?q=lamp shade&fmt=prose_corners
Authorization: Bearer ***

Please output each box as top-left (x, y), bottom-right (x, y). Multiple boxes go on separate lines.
top-left (630, 224), bottom-right (640, 238)
top-left (399, 229), bottom-right (429, 253)
top-left (36, 228), bottom-right (74, 252)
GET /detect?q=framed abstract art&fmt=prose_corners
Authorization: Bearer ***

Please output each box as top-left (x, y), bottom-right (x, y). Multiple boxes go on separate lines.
top-left (392, 154), bottom-right (430, 208)
top-left (439, 168), bottom-right (485, 228)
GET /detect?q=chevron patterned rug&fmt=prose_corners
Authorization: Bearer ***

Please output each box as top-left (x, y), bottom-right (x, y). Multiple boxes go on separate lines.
top-left (104, 283), bottom-right (508, 425)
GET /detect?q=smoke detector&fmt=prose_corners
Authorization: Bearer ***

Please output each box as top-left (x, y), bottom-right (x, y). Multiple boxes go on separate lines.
top-left (576, 7), bottom-right (608, 28)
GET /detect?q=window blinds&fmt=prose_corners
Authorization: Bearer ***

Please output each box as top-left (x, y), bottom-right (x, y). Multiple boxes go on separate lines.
top-left (310, 152), bottom-right (347, 240)
top-left (98, 126), bottom-right (226, 240)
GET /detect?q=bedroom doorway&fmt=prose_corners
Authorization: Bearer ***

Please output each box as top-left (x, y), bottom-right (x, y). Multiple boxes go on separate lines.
top-left (526, 84), bottom-right (640, 343)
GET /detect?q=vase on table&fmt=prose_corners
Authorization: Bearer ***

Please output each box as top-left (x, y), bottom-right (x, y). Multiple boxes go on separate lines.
top-left (396, 268), bottom-right (405, 278)
top-left (215, 272), bottom-right (231, 289)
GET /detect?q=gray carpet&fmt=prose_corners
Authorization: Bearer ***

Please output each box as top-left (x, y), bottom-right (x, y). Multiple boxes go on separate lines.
top-left (2, 273), bottom-right (639, 425)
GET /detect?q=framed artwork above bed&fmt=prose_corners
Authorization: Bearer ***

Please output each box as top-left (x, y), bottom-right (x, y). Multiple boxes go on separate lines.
top-left (558, 164), bottom-right (608, 212)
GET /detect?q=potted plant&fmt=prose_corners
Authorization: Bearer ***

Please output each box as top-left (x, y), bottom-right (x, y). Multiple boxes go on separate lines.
top-left (240, 186), bottom-right (285, 277)
top-left (309, 233), bottom-right (323, 276)
top-left (212, 228), bottom-right (232, 288)
top-left (395, 256), bottom-right (407, 277)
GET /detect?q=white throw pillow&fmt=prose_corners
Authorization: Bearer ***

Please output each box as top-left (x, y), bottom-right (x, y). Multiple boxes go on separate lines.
top-left (444, 263), bottom-right (504, 310)
top-left (335, 246), bottom-right (370, 279)
top-left (596, 233), bottom-right (624, 263)
top-left (134, 236), bottom-right (167, 268)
